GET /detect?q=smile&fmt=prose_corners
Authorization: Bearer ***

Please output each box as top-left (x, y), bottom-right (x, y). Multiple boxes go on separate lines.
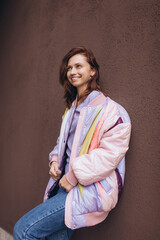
top-left (71, 77), bottom-right (81, 81)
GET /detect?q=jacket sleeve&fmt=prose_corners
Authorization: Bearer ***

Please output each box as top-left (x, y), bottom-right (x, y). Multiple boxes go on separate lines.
top-left (48, 136), bottom-right (60, 166)
top-left (49, 108), bottom-right (69, 166)
top-left (67, 121), bottom-right (131, 186)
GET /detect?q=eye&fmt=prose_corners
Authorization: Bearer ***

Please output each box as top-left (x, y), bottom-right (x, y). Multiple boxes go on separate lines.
top-left (67, 66), bottom-right (72, 71)
top-left (76, 64), bottom-right (81, 68)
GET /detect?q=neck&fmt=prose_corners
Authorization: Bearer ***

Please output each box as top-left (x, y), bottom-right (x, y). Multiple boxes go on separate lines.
top-left (77, 85), bottom-right (88, 98)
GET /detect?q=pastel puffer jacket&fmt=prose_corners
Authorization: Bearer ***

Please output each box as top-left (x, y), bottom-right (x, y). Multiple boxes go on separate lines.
top-left (44, 92), bottom-right (131, 230)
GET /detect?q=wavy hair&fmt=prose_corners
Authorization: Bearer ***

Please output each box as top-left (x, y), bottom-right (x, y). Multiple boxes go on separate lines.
top-left (59, 46), bottom-right (102, 108)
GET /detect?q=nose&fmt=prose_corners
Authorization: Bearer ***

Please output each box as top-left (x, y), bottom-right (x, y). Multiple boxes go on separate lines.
top-left (70, 67), bottom-right (77, 75)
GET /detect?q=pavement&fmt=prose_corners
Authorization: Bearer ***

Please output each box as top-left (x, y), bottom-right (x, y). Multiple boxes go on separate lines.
top-left (0, 228), bottom-right (13, 240)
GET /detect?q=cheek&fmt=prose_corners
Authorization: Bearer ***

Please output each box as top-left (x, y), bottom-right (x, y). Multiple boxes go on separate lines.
top-left (80, 68), bottom-right (89, 77)
top-left (84, 70), bottom-right (92, 80)
top-left (83, 67), bottom-right (92, 76)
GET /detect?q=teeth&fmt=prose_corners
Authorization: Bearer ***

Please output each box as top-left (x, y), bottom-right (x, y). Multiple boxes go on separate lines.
top-left (71, 77), bottom-right (80, 80)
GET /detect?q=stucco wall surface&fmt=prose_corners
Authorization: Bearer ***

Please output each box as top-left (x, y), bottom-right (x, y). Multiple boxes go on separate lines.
top-left (0, 0), bottom-right (159, 239)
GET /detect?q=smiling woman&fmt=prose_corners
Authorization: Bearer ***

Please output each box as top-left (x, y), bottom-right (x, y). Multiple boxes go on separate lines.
top-left (13, 46), bottom-right (131, 240)
top-left (59, 46), bottom-right (101, 108)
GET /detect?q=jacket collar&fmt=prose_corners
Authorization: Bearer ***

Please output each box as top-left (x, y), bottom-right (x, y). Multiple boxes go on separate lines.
top-left (89, 92), bottom-right (107, 106)
top-left (72, 91), bottom-right (107, 108)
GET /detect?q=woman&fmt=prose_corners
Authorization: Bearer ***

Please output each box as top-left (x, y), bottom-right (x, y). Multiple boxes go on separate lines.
top-left (13, 46), bottom-right (131, 240)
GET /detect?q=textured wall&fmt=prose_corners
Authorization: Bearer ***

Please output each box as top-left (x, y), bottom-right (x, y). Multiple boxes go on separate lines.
top-left (0, 0), bottom-right (159, 239)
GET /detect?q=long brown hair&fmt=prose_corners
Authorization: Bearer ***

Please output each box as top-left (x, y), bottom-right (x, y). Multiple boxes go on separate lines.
top-left (59, 46), bottom-right (102, 108)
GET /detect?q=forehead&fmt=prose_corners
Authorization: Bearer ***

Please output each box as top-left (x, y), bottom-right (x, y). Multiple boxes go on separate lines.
top-left (67, 54), bottom-right (88, 66)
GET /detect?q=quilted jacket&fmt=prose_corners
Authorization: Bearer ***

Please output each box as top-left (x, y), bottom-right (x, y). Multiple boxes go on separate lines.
top-left (44, 91), bottom-right (131, 230)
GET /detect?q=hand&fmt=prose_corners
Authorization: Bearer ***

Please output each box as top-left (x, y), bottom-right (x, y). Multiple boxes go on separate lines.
top-left (59, 175), bottom-right (73, 192)
top-left (49, 162), bottom-right (61, 181)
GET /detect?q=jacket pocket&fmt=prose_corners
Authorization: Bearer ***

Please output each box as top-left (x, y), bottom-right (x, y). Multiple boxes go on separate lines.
top-left (97, 178), bottom-right (118, 212)
top-left (100, 179), bottom-right (113, 194)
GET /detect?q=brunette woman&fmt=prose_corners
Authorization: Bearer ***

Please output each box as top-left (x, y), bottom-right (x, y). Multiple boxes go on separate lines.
top-left (14, 46), bottom-right (131, 240)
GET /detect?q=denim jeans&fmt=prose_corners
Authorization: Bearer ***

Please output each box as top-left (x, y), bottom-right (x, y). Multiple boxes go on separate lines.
top-left (13, 188), bottom-right (73, 240)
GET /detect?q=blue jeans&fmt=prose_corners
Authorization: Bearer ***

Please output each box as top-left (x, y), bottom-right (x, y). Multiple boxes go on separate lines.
top-left (13, 188), bottom-right (73, 240)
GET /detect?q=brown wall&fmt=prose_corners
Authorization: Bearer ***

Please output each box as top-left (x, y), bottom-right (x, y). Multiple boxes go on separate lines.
top-left (0, 0), bottom-right (159, 239)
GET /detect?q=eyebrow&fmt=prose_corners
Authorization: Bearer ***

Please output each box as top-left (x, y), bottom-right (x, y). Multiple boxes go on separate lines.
top-left (67, 62), bottom-right (82, 67)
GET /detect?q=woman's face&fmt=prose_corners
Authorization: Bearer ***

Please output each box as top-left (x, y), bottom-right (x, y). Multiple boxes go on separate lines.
top-left (67, 54), bottom-right (95, 96)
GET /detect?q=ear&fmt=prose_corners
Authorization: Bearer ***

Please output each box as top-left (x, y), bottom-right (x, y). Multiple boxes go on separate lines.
top-left (90, 68), bottom-right (96, 77)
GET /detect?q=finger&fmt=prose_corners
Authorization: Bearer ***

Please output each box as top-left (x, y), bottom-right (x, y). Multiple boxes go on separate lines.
top-left (50, 162), bottom-right (61, 177)
top-left (54, 163), bottom-right (58, 171)
top-left (54, 165), bottom-right (61, 176)
top-left (56, 169), bottom-right (61, 176)
top-left (50, 175), bottom-right (59, 181)
top-left (49, 170), bottom-right (59, 180)
top-left (50, 166), bottom-right (58, 177)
